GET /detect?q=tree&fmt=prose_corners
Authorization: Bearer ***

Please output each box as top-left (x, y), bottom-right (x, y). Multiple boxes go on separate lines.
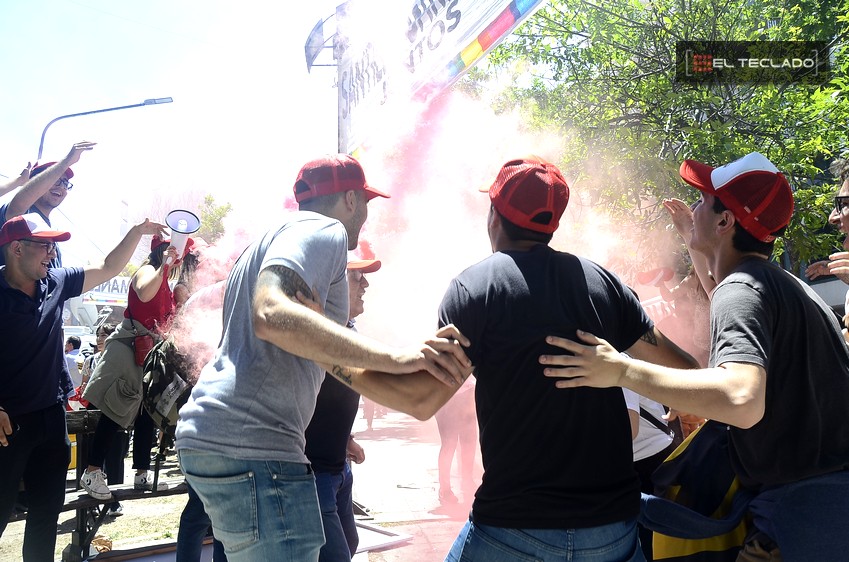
top-left (196, 194), bottom-right (232, 244)
top-left (474, 0), bottom-right (849, 275)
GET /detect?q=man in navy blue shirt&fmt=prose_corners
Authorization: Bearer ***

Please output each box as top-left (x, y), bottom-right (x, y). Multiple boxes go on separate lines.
top-left (0, 212), bottom-right (166, 561)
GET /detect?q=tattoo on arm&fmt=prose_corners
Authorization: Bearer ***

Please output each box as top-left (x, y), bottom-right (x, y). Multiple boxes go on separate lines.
top-left (330, 364), bottom-right (353, 386)
top-left (640, 329), bottom-right (658, 346)
top-left (261, 265), bottom-right (313, 299)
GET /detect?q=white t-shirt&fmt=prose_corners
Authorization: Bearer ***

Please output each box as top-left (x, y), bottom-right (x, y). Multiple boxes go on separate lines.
top-left (623, 388), bottom-right (673, 461)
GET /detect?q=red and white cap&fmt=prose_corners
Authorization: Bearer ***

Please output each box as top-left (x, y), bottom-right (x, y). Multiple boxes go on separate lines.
top-left (0, 213), bottom-right (71, 247)
top-left (680, 152), bottom-right (794, 243)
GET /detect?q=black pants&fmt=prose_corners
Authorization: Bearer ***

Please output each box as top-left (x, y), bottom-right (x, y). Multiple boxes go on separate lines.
top-left (89, 405), bottom-right (155, 472)
top-left (0, 403), bottom-right (70, 561)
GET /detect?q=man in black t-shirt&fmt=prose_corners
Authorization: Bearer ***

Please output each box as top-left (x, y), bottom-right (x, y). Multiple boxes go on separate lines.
top-left (348, 156), bottom-right (696, 560)
top-left (545, 152), bottom-right (849, 559)
top-left (304, 257), bottom-right (379, 562)
top-left (439, 157), bottom-right (698, 561)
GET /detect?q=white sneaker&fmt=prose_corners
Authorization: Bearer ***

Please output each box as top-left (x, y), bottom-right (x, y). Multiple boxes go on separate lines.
top-left (80, 470), bottom-right (113, 501)
top-left (134, 472), bottom-right (168, 491)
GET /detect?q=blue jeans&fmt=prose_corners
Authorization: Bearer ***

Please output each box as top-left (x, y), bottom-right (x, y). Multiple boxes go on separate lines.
top-left (0, 403), bottom-right (70, 562)
top-left (315, 462), bottom-right (359, 561)
top-left (179, 450), bottom-right (325, 562)
top-left (445, 517), bottom-right (645, 562)
top-left (176, 482), bottom-right (227, 562)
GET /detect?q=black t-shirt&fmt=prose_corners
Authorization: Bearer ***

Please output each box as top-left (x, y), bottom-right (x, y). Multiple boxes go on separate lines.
top-left (304, 374), bottom-right (360, 473)
top-left (438, 245), bottom-right (653, 528)
top-left (711, 258), bottom-right (849, 488)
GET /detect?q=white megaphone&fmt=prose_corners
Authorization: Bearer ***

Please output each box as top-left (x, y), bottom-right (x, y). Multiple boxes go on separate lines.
top-left (165, 209), bottom-right (201, 265)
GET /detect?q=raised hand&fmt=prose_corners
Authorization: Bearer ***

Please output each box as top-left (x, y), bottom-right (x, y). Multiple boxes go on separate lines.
top-left (827, 252), bottom-right (849, 284)
top-left (65, 141), bottom-right (97, 166)
top-left (663, 198), bottom-right (694, 244)
top-left (135, 218), bottom-right (168, 239)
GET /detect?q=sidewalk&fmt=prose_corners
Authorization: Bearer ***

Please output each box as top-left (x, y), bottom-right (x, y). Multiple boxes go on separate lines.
top-left (348, 409), bottom-right (481, 562)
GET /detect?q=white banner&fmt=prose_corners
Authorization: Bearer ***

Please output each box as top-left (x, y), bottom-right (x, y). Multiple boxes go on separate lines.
top-left (335, 0), bottom-right (546, 154)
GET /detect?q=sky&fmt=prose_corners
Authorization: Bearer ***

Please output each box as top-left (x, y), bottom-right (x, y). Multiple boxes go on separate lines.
top-left (0, 0), bottom-right (672, 345)
top-left (0, 0), bottom-right (343, 262)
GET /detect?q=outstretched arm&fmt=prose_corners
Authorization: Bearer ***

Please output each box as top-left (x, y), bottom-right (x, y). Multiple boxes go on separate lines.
top-left (0, 163), bottom-right (31, 198)
top-left (540, 330), bottom-right (766, 429)
top-left (82, 219), bottom-right (168, 292)
top-left (6, 142), bottom-right (96, 219)
top-left (254, 265), bottom-right (472, 389)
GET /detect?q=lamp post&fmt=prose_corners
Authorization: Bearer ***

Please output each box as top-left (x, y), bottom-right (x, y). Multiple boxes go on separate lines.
top-left (37, 97), bottom-right (173, 160)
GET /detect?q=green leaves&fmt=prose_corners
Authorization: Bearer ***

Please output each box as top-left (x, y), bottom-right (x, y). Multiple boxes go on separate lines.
top-left (476, 0), bottom-right (849, 274)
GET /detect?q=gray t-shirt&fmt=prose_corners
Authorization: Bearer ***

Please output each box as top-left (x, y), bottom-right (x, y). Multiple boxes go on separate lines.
top-left (711, 258), bottom-right (849, 487)
top-left (175, 211), bottom-right (349, 463)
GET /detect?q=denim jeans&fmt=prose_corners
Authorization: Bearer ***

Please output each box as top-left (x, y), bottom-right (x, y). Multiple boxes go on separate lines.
top-left (750, 469), bottom-right (849, 559)
top-left (176, 482), bottom-right (227, 562)
top-left (445, 517), bottom-right (645, 562)
top-left (179, 450), bottom-right (325, 562)
top-left (0, 403), bottom-right (70, 561)
top-left (315, 462), bottom-right (359, 561)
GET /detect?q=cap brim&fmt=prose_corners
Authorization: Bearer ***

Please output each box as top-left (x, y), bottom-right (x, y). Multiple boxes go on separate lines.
top-left (31, 231), bottom-right (71, 242)
top-left (364, 185), bottom-right (390, 200)
top-left (347, 259), bottom-right (381, 273)
top-left (679, 159), bottom-right (716, 194)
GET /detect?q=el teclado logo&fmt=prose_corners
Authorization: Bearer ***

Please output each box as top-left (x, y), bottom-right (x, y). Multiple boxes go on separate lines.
top-left (676, 41), bottom-right (830, 84)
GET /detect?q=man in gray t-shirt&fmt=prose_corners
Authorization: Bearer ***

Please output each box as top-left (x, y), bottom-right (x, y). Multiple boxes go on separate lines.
top-left (544, 152), bottom-right (849, 559)
top-left (175, 155), bottom-right (472, 562)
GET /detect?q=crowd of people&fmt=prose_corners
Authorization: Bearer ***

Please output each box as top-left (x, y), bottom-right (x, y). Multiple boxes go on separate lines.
top-left (1, 143), bottom-right (848, 562)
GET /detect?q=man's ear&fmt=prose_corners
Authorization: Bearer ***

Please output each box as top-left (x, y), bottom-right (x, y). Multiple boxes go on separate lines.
top-left (717, 210), bottom-right (736, 234)
top-left (344, 190), bottom-right (358, 211)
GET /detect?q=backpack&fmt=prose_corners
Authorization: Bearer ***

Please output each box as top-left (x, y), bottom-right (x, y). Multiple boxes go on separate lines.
top-left (141, 337), bottom-right (193, 436)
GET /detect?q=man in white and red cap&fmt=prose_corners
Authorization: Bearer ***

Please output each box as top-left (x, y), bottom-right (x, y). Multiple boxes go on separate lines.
top-left (544, 152), bottom-right (849, 558)
top-left (175, 155), bottom-right (472, 561)
top-left (0, 141), bottom-right (97, 268)
top-left (0, 212), bottom-right (166, 561)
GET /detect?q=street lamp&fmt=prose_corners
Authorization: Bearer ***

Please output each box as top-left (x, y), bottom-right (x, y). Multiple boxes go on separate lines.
top-left (37, 97), bottom-right (174, 160)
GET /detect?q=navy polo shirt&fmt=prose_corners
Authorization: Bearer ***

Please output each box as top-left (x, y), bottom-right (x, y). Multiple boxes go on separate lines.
top-left (0, 266), bottom-right (84, 416)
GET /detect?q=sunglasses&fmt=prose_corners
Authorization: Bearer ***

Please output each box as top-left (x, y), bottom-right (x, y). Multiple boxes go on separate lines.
top-left (834, 196), bottom-right (849, 215)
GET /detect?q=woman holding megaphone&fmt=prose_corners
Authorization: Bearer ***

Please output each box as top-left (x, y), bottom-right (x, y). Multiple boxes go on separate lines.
top-left (81, 234), bottom-right (195, 502)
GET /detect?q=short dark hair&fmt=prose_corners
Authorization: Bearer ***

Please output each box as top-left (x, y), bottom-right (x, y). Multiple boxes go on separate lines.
top-left (298, 190), bottom-right (347, 213)
top-left (711, 197), bottom-right (781, 255)
top-left (97, 323), bottom-right (116, 337)
top-left (494, 206), bottom-right (554, 244)
top-left (66, 335), bottom-right (81, 349)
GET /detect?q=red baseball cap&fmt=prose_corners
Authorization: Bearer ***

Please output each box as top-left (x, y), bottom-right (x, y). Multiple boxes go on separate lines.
top-left (480, 156), bottom-right (570, 234)
top-left (293, 154), bottom-right (390, 203)
top-left (30, 162), bottom-right (74, 179)
top-left (680, 152), bottom-right (794, 243)
top-left (347, 259), bottom-right (381, 273)
top-left (0, 213), bottom-right (71, 247)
